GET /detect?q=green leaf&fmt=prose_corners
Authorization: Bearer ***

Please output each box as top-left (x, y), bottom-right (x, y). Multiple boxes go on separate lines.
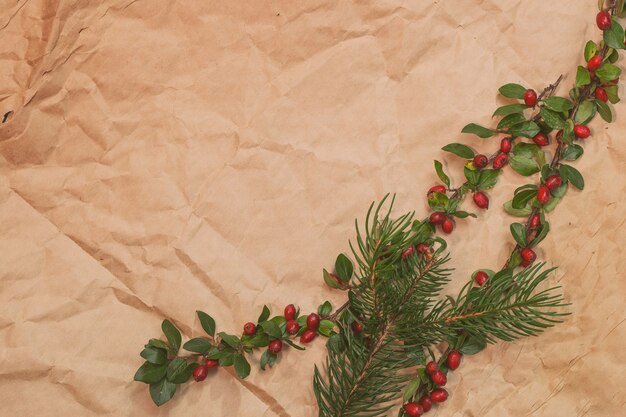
top-left (260, 350), bottom-right (270, 370)
top-left (403, 378), bottom-right (421, 402)
top-left (510, 154), bottom-right (539, 176)
top-left (259, 321), bottom-right (283, 339)
top-left (596, 63), bottom-right (622, 83)
top-left (335, 254), bottom-right (353, 281)
top-left (460, 335), bottom-right (487, 355)
top-left (497, 113), bottom-right (527, 130)
top-left (464, 166), bottom-right (480, 187)
top-left (149, 378), bottom-right (177, 406)
top-left (233, 354), bottom-right (251, 379)
top-left (544, 196), bottom-right (562, 212)
top-left (562, 120), bottom-right (575, 145)
top-left (283, 338), bottom-right (306, 351)
top-left (574, 100), bottom-right (596, 124)
top-left (427, 191), bottom-right (449, 212)
top-left (603, 18), bottom-right (626, 50)
top-left (498, 83), bottom-right (527, 99)
top-left (604, 85), bottom-right (620, 104)
top-left (493, 103), bottom-right (528, 117)
top-left (504, 200), bottom-right (532, 217)
top-left (258, 305), bottom-right (271, 323)
top-left (509, 121), bottom-right (540, 138)
top-left (543, 96), bottom-right (573, 112)
top-left (326, 333), bottom-right (345, 354)
top-left (510, 223), bottom-right (527, 247)
top-left (148, 339), bottom-right (170, 351)
top-left (576, 66), bottom-right (591, 87)
top-left (477, 169), bottom-right (500, 189)
top-left (218, 332), bottom-right (241, 348)
top-left (161, 320), bottom-right (182, 354)
top-left (595, 99), bottom-right (613, 123)
top-left (512, 189), bottom-right (537, 209)
top-left (217, 351), bottom-right (235, 366)
top-left (540, 107), bottom-right (566, 129)
top-left (559, 164), bottom-right (584, 190)
top-left (248, 332), bottom-right (270, 347)
top-left (166, 358), bottom-right (188, 382)
top-left (442, 143), bottom-right (475, 159)
top-left (434, 160), bottom-right (451, 188)
top-left (134, 362), bottom-right (167, 384)
top-left (462, 123), bottom-right (496, 138)
top-left (323, 269), bottom-right (341, 289)
top-left (561, 144), bottom-right (584, 161)
top-left (318, 301), bottom-right (333, 316)
top-left (140, 346), bottom-right (167, 365)
top-left (584, 40), bottom-right (597, 62)
top-left (318, 320), bottom-right (335, 337)
top-left (183, 337), bottom-right (213, 353)
top-left (197, 311), bottom-right (216, 338)
top-left (453, 210), bottom-right (477, 219)
top-left (530, 221), bottom-right (550, 247)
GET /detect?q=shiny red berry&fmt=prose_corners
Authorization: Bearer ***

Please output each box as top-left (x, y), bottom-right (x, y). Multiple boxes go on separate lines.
top-left (493, 153), bottom-right (508, 169)
top-left (447, 350), bottom-right (462, 370)
top-left (306, 313), bottom-right (321, 331)
top-left (193, 365), bottom-right (208, 382)
top-left (588, 55), bottom-right (602, 71)
top-left (475, 270), bottom-right (488, 286)
top-left (430, 388), bottom-right (449, 403)
top-left (595, 87), bottom-right (609, 102)
top-left (533, 133), bottom-right (549, 146)
top-left (416, 243), bottom-right (430, 254)
top-left (520, 247), bottom-right (537, 263)
top-left (243, 322), bottom-right (256, 335)
top-left (520, 258), bottom-right (532, 267)
top-left (530, 213), bottom-right (541, 229)
top-left (300, 329), bottom-right (316, 343)
top-left (428, 185), bottom-right (447, 195)
top-left (441, 218), bottom-right (454, 234)
top-left (419, 395), bottom-right (433, 412)
top-left (284, 304), bottom-right (296, 321)
top-left (286, 320), bottom-right (300, 335)
top-left (403, 402), bottom-right (423, 417)
top-left (401, 246), bottom-right (416, 259)
top-left (537, 186), bottom-right (551, 205)
top-left (473, 191), bottom-right (489, 209)
top-left (597, 11), bottom-right (612, 30)
top-left (352, 321), bottom-right (363, 333)
top-left (431, 370), bottom-right (447, 386)
top-left (205, 359), bottom-right (219, 369)
top-left (545, 175), bottom-right (562, 191)
top-left (524, 89), bottom-right (538, 107)
top-left (500, 137), bottom-right (512, 153)
top-left (429, 211), bottom-right (446, 224)
top-left (425, 361), bottom-right (438, 375)
top-left (268, 339), bottom-right (283, 354)
top-left (574, 124), bottom-right (591, 138)
top-left (473, 154), bottom-right (488, 169)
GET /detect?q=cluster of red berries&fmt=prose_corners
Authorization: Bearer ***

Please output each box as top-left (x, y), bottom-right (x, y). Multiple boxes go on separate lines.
top-left (402, 351), bottom-right (462, 416)
top-left (402, 242), bottom-right (434, 260)
top-left (192, 358), bottom-right (219, 382)
top-left (427, 207), bottom-right (455, 234)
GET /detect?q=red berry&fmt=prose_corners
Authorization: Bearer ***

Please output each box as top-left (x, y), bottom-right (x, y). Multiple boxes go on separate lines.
top-left (352, 321), bottom-right (363, 333)
top-left (524, 89), bottom-right (538, 107)
top-left (268, 339), bottom-right (283, 354)
top-left (193, 365), bottom-right (208, 382)
top-left (428, 185), bottom-right (447, 195)
top-left (205, 359), bottom-right (219, 369)
top-left (473, 154), bottom-right (488, 169)
top-left (430, 388), bottom-right (448, 403)
top-left (590, 70), bottom-right (596, 79)
top-left (300, 329), bottom-right (316, 343)
top-left (286, 320), bottom-right (300, 335)
top-left (610, 78), bottom-right (619, 84)
top-left (431, 370), bottom-right (447, 386)
top-left (243, 322), bottom-right (256, 335)
top-left (596, 11), bottom-right (612, 31)
top-left (474, 270), bottom-right (488, 286)
top-left (473, 191), bottom-right (489, 209)
top-left (429, 211), bottom-right (446, 224)
top-left (545, 175), bottom-right (562, 191)
top-left (493, 153), bottom-right (508, 169)
top-left (401, 246), bottom-right (416, 260)
top-left (500, 137), bottom-right (512, 153)
top-left (520, 259), bottom-right (532, 268)
top-left (588, 55), bottom-right (602, 71)
top-left (416, 243), bottom-right (430, 254)
top-left (520, 247), bottom-right (537, 263)
top-left (419, 395), bottom-right (433, 412)
top-left (425, 361), bottom-right (438, 375)
top-left (595, 87), bottom-right (609, 102)
top-left (441, 218), bottom-right (454, 234)
top-left (537, 186), bottom-right (551, 205)
top-left (532, 133), bottom-right (549, 146)
top-left (530, 213), bottom-right (541, 229)
top-left (403, 402), bottom-right (423, 417)
top-left (447, 350), bottom-right (462, 370)
top-left (574, 124), bottom-right (591, 139)
top-left (284, 304), bottom-right (296, 321)
top-left (306, 313), bottom-right (321, 331)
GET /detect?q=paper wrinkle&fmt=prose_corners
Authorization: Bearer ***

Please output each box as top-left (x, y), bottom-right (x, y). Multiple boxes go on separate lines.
top-left (1, 1), bottom-right (625, 416)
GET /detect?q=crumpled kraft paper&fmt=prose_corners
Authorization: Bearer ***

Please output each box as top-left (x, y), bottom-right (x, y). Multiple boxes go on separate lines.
top-left (0, 0), bottom-right (624, 416)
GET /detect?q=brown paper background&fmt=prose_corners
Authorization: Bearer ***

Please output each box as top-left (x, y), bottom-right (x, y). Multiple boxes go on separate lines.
top-left (0, 1), bottom-right (624, 416)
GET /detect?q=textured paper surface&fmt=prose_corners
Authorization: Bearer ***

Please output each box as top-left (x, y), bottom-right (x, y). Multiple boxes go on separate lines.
top-left (0, 1), bottom-right (624, 416)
